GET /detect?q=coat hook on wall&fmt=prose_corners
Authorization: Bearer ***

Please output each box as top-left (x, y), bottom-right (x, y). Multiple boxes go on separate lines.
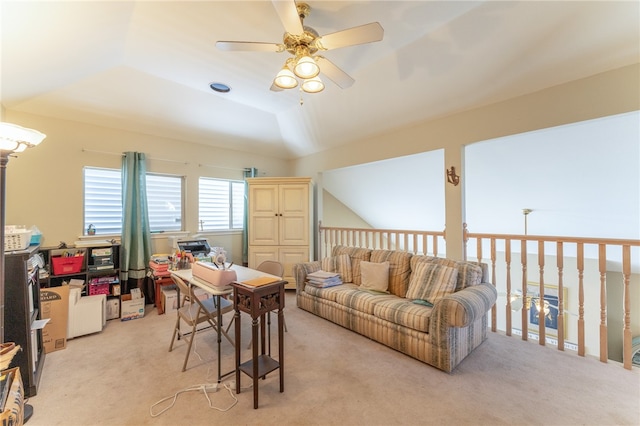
top-left (446, 166), bottom-right (460, 186)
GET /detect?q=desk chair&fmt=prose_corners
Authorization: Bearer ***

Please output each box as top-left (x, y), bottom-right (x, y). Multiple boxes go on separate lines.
top-left (169, 274), bottom-right (235, 372)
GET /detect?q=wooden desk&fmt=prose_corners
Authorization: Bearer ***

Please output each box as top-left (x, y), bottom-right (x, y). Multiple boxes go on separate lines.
top-left (171, 265), bottom-right (281, 383)
top-left (232, 280), bottom-right (286, 409)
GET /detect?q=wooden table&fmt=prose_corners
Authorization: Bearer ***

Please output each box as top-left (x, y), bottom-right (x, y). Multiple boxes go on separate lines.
top-left (172, 265), bottom-right (282, 383)
top-left (232, 280), bottom-right (286, 409)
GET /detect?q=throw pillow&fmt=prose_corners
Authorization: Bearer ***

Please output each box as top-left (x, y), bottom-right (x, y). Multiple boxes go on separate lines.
top-left (370, 250), bottom-right (412, 297)
top-left (406, 262), bottom-right (458, 304)
top-left (333, 246), bottom-right (371, 285)
top-left (454, 261), bottom-right (483, 291)
top-left (359, 261), bottom-right (390, 293)
top-left (410, 256), bottom-right (484, 291)
top-left (321, 254), bottom-right (353, 283)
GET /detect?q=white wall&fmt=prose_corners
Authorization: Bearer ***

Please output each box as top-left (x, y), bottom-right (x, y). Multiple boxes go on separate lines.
top-left (466, 111), bottom-right (640, 239)
top-left (3, 112), bottom-right (292, 261)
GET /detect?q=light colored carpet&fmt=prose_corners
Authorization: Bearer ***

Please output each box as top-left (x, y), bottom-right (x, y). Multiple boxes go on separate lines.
top-left (26, 292), bottom-right (639, 426)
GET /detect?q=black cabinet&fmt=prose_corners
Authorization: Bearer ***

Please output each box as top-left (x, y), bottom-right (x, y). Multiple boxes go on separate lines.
top-left (4, 245), bottom-right (45, 397)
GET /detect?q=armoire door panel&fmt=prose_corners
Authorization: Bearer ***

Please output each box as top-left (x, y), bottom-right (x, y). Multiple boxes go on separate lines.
top-left (280, 217), bottom-right (307, 246)
top-left (249, 216), bottom-right (278, 245)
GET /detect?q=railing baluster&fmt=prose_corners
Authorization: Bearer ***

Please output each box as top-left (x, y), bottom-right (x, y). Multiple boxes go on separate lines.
top-left (577, 242), bottom-right (585, 357)
top-left (538, 241), bottom-right (546, 346)
top-left (521, 239), bottom-right (528, 341)
top-left (599, 243), bottom-right (608, 363)
top-left (557, 242), bottom-right (565, 351)
top-left (505, 239), bottom-right (512, 336)
top-left (622, 245), bottom-right (632, 370)
top-left (433, 235), bottom-right (438, 257)
top-left (491, 238), bottom-right (497, 332)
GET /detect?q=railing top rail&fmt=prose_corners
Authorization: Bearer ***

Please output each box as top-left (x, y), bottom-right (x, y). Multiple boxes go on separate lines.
top-left (467, 232), bottom-right (640, 246)
top-left (319, 225), bottom-right (445, 236)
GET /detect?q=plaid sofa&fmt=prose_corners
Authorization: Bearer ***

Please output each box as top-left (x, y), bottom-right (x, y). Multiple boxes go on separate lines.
top-left (294, 246), bottom-right (497, 373)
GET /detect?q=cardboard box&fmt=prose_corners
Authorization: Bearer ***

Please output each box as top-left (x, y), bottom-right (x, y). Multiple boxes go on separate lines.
top-left (162, 286), bottom-right (211, 313)
top-left (162, 288), bottom-right (178, 313)
top-left (120, 294), bottom-right (145, 321)
top-left (106, 298), bottom-right (120, 320)
top-left (40, 285), bottom-right (70, 353)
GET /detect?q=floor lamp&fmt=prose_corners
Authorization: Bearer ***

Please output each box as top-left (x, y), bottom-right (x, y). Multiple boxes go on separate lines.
top-left (0, 122), bottom-right (46, 423)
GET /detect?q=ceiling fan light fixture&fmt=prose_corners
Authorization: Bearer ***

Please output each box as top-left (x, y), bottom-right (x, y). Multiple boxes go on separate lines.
top-left (274, 66), bottom-right (298, 89)
top-left (294, 54), bottom-right (319, 79)
top-left (302, 76), bottom-right (324, 93)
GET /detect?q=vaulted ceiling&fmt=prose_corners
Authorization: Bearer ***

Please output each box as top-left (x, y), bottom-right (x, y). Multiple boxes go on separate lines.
top-left (2, 1), bottom-right (638, 160)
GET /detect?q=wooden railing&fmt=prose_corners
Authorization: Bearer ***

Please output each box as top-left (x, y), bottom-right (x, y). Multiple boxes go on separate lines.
top-left (318, 225), bottom-right (640, 370)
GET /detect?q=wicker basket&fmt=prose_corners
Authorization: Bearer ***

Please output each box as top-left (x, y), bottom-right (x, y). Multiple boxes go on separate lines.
top-left (4, 229), bottom-right (32, 251)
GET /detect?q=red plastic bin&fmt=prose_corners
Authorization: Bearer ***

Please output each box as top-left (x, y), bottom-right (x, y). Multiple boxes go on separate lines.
top-left (89, 283), bottom-right (110, 295)
top-left (51, 255), bottom-right (84, 275)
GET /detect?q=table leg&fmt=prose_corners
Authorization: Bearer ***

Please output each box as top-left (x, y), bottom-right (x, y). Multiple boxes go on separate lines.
top-left (252, 316), bottom-right (259, 409)
top-left (260, 313), bottom-right (266, 357)
top-left (235, 308), bottom-right (241, 394)
top-left (278, 307), bottom-right (284, 393)
top-left (216, 295), bottom-right (222, 383)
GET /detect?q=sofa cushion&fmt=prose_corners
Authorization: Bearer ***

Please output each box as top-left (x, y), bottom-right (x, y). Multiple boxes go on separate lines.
top-left (410, 256), bottom-right (484, 291)
top-left (332, 246), bottom-right (372, 285)
top-left (321, 254), bottom-right (353, 283)
top-left (370, 250), bottom-right (413, 297)
top-left (359, 261), bottom-right (390, 293)
top-left (304, 283), bottom-right (359, 303)
top-left (372, 298), bottom-right (432, 333)
top-left (406, 262), bottom-right (458, 304)
top-left (334, 288), bottom-right (397, 315)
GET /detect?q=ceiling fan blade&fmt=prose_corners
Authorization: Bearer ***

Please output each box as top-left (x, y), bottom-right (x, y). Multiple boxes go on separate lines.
top-left (272, 0), bottom-right (304, 35)
top-left (316, 56), bottom-right (354, 89)
top-left (216, 41), bottom-right (283, 53)
top-left (316, 22), bottom-right (384, 51)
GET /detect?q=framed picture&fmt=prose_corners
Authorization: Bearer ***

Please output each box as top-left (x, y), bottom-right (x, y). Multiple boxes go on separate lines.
top-left (526, 282), bottom-right (566, 338)
top-left (112, 283), bottom-right (121, 296)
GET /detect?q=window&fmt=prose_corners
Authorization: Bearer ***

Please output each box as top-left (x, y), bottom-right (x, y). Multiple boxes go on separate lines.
top-left (198, 178), bottom-right (245, 231)
top-left (84, 167), bottom-right (183, 235)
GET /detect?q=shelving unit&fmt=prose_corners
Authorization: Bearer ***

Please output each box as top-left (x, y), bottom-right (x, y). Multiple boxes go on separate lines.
top-left (4, 245), bottom-right (46, 397)
top-left (40, 243), bottom-right (121, 318)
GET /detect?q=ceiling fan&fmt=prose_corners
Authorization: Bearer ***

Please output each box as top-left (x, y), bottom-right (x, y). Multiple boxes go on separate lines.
top-left (216, 1), bottom-right (384, 94)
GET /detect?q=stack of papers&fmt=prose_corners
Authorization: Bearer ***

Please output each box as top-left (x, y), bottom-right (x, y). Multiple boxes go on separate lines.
top-left (241, 276), bottom-right (280, 287)
top-left (306, 270), bottom-right (343, 288)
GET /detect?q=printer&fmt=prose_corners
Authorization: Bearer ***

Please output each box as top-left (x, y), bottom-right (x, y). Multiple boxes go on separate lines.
top-left (176, 239), bottom-right (211, 256)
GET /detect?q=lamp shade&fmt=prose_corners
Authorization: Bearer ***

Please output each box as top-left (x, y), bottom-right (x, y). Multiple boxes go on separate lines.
top-left (294, 55), bottom-right (320, 79)
top-left (301, 76), bottom-right (325, 93)
top-left (0, 122), bottom-right (46, 152)
top-left (274, 67), bottom-right (298, 89)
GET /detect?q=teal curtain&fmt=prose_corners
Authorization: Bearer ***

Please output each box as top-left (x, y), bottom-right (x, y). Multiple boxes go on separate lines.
top-left (242, 167), bottom-right (257, 265)
top-left (121, 152), bottom-right (152, 293)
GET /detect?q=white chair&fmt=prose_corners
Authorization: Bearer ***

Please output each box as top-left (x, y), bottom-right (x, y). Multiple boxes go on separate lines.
top-left (168, 274), bottom-right (235, 372)
top-left (67, 287), bottom-right (106, 339)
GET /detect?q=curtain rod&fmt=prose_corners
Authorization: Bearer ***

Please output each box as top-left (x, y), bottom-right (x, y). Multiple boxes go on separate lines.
top-left (198, 163), bottom-right (251, 172)
top-left (82, 148), bottom-right (189, 165)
